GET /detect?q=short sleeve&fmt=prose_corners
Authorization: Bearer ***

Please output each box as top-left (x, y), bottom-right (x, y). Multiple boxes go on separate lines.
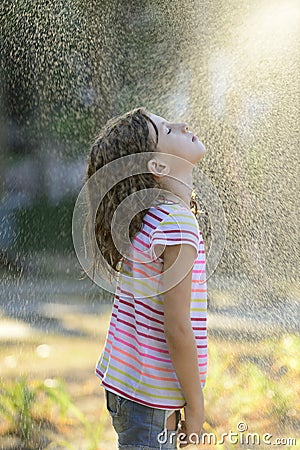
top-left (149, 207), bottom-right (200, 261)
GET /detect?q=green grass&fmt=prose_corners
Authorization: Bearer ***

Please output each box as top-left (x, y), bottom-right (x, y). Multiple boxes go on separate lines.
top-left (0, 377), bottom-right (87, 449)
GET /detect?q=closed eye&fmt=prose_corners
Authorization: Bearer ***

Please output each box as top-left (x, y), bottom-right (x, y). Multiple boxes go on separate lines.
top-left (167, 128), bottom-right (171, 134)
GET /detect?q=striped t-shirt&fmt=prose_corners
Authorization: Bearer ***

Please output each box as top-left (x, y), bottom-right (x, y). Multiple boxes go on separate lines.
top-left (96, 201), bottom-right (207, 410)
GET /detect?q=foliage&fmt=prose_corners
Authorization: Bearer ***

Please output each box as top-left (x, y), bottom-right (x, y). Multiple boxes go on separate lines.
top-left (16, 197), bottom-right (75, 253)
top-left (0, 377), bottom-right (87, 449)
top-left (204, 334), bottom-right (300, 448)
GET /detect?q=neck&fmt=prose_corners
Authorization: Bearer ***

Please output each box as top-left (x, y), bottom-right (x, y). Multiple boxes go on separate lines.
top-left (159, 171), bottom-right (194, 209)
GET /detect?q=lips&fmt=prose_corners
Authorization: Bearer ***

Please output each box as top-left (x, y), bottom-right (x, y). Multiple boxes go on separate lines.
top-left (192, 135), bottom-right (198, 142)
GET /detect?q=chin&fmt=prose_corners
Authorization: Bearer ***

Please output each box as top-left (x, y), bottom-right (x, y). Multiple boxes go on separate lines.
top-left (196, 141), bottom-right (206, 160)
top-left (198, 140), bottom-right (206, 153)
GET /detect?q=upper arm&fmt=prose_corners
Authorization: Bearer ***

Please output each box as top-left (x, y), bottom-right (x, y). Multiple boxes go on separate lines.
top-left (162, 244), bottom-right (196, 332)
top-left (148, 207), bottom-right (200, 328)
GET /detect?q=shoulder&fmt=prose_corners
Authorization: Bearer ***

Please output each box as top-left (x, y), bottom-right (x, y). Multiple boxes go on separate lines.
top-left (149, 202), bottom-right (197, 223)
top-left (158, 203), bottom-right (199, 230)
top-left (148, 202), bottom-right (200, 241)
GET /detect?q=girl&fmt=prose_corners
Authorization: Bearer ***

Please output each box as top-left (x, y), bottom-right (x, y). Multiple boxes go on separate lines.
top-left (86, 108), bottom-right (207, 449)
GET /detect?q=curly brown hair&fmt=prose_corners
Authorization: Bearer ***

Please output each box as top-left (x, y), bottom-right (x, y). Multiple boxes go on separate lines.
top-left (85, 107), bottom-right (198, 281)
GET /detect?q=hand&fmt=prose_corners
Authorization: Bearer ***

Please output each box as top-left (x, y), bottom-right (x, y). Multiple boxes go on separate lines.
top-left (178, 405), bottom-right (205, 448)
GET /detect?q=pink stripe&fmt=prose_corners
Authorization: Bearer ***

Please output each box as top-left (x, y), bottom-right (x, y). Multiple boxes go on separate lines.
top-left (132, 309), bottom-right (164, 326)
top-left (120, 301), bottom-right (164, 325)
top-left (140, 227), bottom-right (150, 237)
top-left (118, 288), bottom-right (134, 299)
top-left (115, 309), bottom-right (163, 334)
top-left (134, 298), bottom-right (164, 316)
top-left (116, 307), bottom-right (206, 338)
top-left (115, 309), bottom-right (135, 321)
top-left (116, 302), bottom-right (164, 326)
top-left (108, 325), bottom-right (116, 337)
top-left (117, 318), bottom-right (166, 343)
top-left (96, 368), bottom-right (104, 377)
top-left (116, 327), bottom-right (169, 353)
top-left (119, 296), bottom-right (164, 317)
top-left (154, 206), bottom-right (171, 215)
top-left (117, 297), bottom-right (133, 309)
top-left (112, 302), bottom-right (119, 312)
top-left (114, 335), bottom-right (172, 363)
top-left (147, 210), bottom-right (168, 222)
top-left (143, 219), bottom-right (157, 230)
top-left (134, 235), bottom-right (149, 248)
top-left (117, 316), bottom-right (164, 335)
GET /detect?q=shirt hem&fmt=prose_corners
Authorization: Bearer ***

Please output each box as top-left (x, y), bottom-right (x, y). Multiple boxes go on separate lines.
top-left (96, 368), bottom-right (185, 410)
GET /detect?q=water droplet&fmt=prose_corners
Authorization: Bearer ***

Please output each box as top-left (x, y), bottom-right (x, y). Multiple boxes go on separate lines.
top-left (36, 343), bottom-right (51, 358)
top-left (44, 378), bottom-right (58, 388)
top-left (4, 355), bottom-right (17, 368)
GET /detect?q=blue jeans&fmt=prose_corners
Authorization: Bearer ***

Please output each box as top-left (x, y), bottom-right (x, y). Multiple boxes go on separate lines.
top-left (105, 389), bottom-right (181, 449)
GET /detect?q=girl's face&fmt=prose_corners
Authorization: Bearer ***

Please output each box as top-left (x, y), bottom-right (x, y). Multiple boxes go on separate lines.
top-left (148, 113), bottom-right (206, 165)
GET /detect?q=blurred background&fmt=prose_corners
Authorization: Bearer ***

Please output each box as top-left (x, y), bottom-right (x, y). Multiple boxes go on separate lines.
top-left (1, 0), bottom-right (299, 321)
top-left (0, 0), bottom-right (299, 449)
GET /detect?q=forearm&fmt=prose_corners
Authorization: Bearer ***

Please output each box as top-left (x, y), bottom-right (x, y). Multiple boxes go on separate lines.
top-left (165, 322), bottom-right (204, 411)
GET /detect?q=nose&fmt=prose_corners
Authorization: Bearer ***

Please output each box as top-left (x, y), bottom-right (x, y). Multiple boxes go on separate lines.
top-left (181, 123), bottom-right (189, 133)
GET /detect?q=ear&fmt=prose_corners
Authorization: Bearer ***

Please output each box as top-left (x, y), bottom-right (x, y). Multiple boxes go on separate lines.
top-left (147, 158), bottom-right (170, 177)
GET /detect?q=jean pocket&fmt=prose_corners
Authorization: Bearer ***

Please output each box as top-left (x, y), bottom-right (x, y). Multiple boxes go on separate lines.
top-left (105, 390), bottom-right (133, 437)
top-left (105, 390), bottom-right (125, 417)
